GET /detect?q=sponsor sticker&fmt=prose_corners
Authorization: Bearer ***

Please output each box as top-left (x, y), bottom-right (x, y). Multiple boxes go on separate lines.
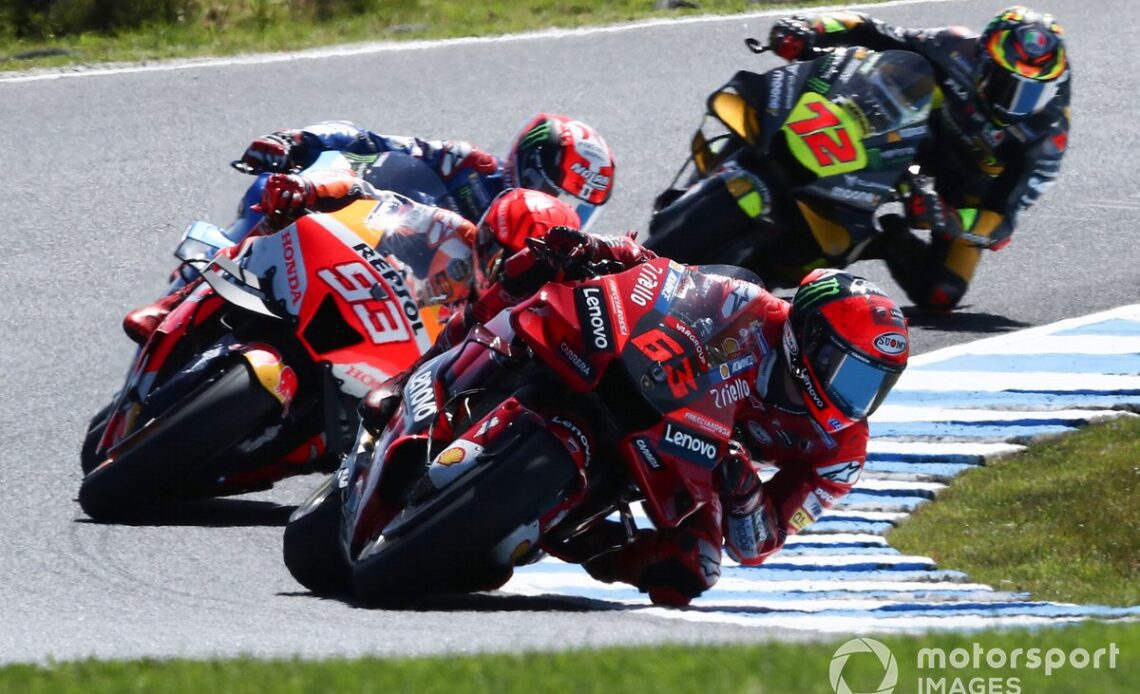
top-left (788, 508), bottom-right (813, 532)
top-left (818, 459), bottom-right (863, 485)
top-left (873, 331), bottom-right (908, 356)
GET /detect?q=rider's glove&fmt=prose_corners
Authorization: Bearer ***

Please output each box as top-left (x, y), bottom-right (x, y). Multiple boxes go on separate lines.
top-left (718, 440), bottom-right (771, 564)
top-left (543, 225), bottom-right (601, 271)
top-left (718, 440), bottom-right (762, 515)
top-left (260, 173), bottom-right (317, 223)
top-left (769, 17), bottom-right (820, 61)
top-left (903, 182), bottom-right (964, 240)
top-left (239, 129), bottom-right (304, 173)
top-left (498, 226), bottom-right (597, 296)
top-left (437, 140), bottom-right (499, 181)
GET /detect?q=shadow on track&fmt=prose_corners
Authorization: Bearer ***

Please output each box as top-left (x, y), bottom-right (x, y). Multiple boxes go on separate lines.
top-left (902, 307), bottom-right (1032, 333)
top-left (75, 498), bottom-right (295, 527)
top-left (278, 586), bottom-right (622, 612)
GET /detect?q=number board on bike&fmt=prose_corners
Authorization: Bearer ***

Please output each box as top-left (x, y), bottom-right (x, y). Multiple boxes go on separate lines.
top-left (781, 92), bottom-right (868, 177)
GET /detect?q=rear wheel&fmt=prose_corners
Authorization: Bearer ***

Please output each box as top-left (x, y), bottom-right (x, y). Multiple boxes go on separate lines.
top-left (283, 475), bottom-right (352, 596)
top-left (78, 364), bottom-right (281, 521)
top-left (351, 427), bottom-right (578, 606)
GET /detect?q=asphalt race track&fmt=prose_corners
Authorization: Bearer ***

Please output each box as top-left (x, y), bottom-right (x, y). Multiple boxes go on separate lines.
top-left (0, 0), bottom-right (1136, 663)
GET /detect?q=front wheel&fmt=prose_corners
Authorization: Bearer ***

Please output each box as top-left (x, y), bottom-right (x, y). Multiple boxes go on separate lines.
top-left (80, 400), bottom-right (115, 475)
top-left (78, 364), bottom-right (281, 521)
top-left (283, 474), bottom-right (352, 596)
top-left (646, 173), bottom-right (762, 267)
top-left (351, 427), bottom-right (578, 606)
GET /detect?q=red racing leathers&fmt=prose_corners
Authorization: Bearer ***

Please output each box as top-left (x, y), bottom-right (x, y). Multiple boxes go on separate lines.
top-left (373, 233), bottom-right (873, 607)
top-left (582, 277), bottom-right (869, 606)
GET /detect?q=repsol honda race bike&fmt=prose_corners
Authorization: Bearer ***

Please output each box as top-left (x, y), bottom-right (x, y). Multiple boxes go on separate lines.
top-left (79, 198), bottom-right (452, 521)
top-left (646, 42), bottom-right (936, 289)
top-left (284, 254), bottom-right (767, 604)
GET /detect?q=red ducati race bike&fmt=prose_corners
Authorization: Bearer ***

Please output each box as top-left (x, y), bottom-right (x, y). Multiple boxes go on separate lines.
top-left (646, 43), bottom-right (937, 288)
top-left (284, 255), bottom-right (767, 604)
top-left (79, 200), bottom-right (446, 520)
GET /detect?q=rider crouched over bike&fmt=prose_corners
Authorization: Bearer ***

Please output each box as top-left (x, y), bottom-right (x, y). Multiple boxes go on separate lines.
top-left (580, 269), bottom-right (909, 606)
top-left (769, 5), bottom-right (1069, 311)
top-left (123, 114), bottom-right (616, 342)
top-left (360, 202), bottom-right (911, 605)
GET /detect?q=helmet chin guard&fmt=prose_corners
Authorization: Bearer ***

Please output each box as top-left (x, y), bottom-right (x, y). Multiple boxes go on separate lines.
top-left (785, 269), bottom-right (909, 432)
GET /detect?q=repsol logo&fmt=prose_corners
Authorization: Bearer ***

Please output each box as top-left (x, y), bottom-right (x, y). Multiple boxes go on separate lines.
top-left (404, 366), bottom-right (438, 423)
top-left (575, 286), bottom-right (613, 352)
top-left (663, 424), bottom-right (718, 464)
top-left (353, 243), bottom-right (425, 337)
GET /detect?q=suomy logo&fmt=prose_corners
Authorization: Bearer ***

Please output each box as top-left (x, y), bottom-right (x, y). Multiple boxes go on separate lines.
top-left (873, 332), bottom-right (908, 356)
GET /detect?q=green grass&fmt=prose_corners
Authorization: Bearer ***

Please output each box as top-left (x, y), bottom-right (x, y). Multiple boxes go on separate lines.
top-left (2, 620), bottom-right (1137, 693)
top-left (890, 415), bottom-right (1140, 606)
top-left (0, 0), bottom-right (863, 72)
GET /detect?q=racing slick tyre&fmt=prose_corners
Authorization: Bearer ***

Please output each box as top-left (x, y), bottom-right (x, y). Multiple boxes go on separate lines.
top-left (80, 401), bottom-right (114, 475)
top-left (351, 427), bottom-right (578, 606)
top-left (283, 474), bottom-right (352, 596)
top-left (78, 364), bottom-right (281, 521)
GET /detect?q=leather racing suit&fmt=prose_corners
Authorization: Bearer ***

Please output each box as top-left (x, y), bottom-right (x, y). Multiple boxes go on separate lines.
top-left (778, 11), bottom-right (1070, 310)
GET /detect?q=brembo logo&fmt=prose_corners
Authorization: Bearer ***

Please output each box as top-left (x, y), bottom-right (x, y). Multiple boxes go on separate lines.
top-left (576, 286), bottom-right (613, 352)
top-left (663, 423), bottom-right (718, 464)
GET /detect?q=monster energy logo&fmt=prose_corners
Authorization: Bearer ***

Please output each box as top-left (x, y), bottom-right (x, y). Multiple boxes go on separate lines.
top-left (806, 77), bottom-right (830, 94)
top-left (795, 276), bottom-right (842, 312)
top-left (517, 121), bottom-right (552, 151)
top-left (344, 152), bottom-right (379, 174)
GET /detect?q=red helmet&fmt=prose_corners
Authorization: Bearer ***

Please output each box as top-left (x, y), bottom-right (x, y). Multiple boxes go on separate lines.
top-left (782, 269), bottom-right (909, 433)
top-left (975, 6), bottom-right (1068, 124)
top-left (505, 113), bottom-right (615, 232)
top-left (472, 188), bottom-right (581, 293)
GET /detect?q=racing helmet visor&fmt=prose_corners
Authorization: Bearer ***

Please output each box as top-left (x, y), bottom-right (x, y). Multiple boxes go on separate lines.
top-left (979, 64), bottom-right (1059, 121)
top-left (804, 321), bottom-right (903, 420)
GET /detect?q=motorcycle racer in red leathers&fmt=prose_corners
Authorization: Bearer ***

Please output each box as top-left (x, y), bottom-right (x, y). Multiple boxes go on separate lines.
top-left (360, 203), bottom-right (910, 606)
top-left (768, 5), bottom-right (1069, 311)
top-left (579, 267), bottom-right (909, 606)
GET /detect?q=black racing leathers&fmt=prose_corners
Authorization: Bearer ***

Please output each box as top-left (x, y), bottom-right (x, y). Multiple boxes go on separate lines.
top-left (789, 12), bottom-right (1070, 309)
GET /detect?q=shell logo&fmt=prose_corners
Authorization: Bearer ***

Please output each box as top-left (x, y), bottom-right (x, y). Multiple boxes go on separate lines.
top-left (437, 447), bottom-right (467, 466)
